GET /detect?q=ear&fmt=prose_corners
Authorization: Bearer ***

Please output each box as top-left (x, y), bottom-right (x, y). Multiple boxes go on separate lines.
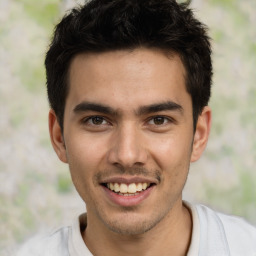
top-left (48, 109), bottom-right (68, 163)
top-left (190, 106), bottom-right (211, 162)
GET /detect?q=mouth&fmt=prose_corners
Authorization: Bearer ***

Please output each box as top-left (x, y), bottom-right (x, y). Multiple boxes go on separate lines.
top-left (100, 176), bottom-right (158, 207)
top-left (102, 182), bottom-right (154, 196)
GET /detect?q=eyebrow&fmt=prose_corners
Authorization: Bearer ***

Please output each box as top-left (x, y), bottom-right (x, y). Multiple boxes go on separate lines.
top-left (73, 102), bottom-right (117, 115)
top-left (73, 100), bottom-right (183, 116)
top-left (136, 101), bottom-right (183, 116)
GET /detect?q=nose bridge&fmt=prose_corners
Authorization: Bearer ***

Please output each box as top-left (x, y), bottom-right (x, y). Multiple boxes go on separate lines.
top-left (108, 121), bottom-right (147, 167)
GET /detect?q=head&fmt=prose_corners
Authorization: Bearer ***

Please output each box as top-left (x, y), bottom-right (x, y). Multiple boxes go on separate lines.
top-left (45, 0), bottom-right (212, 132)
top-left (46, 0), bottom-right (212, 237)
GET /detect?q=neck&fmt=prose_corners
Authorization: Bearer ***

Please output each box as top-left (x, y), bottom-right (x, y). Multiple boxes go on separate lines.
top-left (83, 201), bottom-right (192, 256)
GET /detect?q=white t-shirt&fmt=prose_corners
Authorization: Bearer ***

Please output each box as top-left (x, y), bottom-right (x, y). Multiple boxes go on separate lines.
top-left (17, 202), bottom-right (256, 256)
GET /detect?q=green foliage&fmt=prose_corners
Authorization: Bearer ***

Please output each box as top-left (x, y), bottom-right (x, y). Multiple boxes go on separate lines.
top-left (1, 0), bottom-right (256, 252)
top-left (57, 173), bottom-right (73, 193)
top-left (239, 171), bottom-right (256, 204)
top-left (250, 43), bottom-right (256, 56)
top-left (210, 0), bottom-right (236, 7)
top-left (10, 108), bottom-right (26, 128)
top-left (212, 30), bottom-right (225, 43)
top-left (17, 60), bottom-right (46, 92)
top-left (204, 169), bottom-right (256, 223)
top-left (15, 0), bottom-right (61, 30)
top-left (40, 135), bottom-right (52, 148)
top-left (14, 183), bottom-right (29, 206)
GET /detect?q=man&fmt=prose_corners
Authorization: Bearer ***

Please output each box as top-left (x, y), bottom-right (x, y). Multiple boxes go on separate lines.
top-left (18, 0), bottom-right (256, 255)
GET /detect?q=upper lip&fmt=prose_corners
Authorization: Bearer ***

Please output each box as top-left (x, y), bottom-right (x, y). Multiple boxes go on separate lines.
top-left (100, 176), bottom-right (158, 185)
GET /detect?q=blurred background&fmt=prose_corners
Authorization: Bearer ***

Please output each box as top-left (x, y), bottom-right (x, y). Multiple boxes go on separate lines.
top-left (0, 0), bottom-right (255, 255)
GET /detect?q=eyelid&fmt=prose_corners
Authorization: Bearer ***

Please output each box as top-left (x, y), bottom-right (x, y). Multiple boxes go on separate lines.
top-left (81, 115), bottom-right (111, 125)
top-left (147, 115), bottom-right (175, 124)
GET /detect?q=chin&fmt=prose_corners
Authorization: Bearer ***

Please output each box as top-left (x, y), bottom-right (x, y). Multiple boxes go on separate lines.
top-left (106, 220), bottom-right (155, 235)
top-left (99, 210), bottom-right (165, 236)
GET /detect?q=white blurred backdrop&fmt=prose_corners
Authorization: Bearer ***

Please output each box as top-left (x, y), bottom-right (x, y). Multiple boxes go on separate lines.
top-left (0, 0), bottom-right (255, 255)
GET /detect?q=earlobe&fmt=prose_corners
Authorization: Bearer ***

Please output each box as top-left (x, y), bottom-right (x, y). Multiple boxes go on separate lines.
top-left (48, 109), bottom-right (68, 163)
top-left (190, 106), bottom-right (211, 162)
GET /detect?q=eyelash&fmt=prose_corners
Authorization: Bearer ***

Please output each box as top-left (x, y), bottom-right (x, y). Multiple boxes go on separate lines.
top-left (81, 115), bottom-right (174, 127)
top-left (147, 116), bottom-right (174, 126)
top-left (81, 116), bottom-right (111, 126)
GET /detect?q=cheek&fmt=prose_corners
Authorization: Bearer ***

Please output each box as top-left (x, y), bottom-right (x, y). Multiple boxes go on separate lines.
top-left (153, 136), bottom-right (191, 198)
top-left (66, 151), bottom-right (101, 205)
top-left (64, 136), bottom-right (107, 196)
top-left (147, 133), bottom-right (192, 170)
top-left (66, 134), bottom-right (108, 168)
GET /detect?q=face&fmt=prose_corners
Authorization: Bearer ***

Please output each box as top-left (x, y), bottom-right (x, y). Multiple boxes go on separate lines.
top-left (49, 48), bottom-right (210, 235)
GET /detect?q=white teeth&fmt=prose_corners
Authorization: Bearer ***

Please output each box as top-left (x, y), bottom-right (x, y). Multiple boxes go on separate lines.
top-left (107, 182), bottom-right (150, 194)
top-left (142, 183), bottom-right (147, 190)
top-left (114, 183), bottom-right (120, 192)
top-left (128, 183), bottom-right (136, 193)
top-left (120, 184), bottom-right (128, 193)
top-left (136, 183), bottom-right (143, 192)
top-left (110, 183), bottom-right (114, 190)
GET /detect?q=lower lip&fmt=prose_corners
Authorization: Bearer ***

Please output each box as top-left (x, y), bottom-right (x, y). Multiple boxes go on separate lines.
top-left (102, 185), bottom-right (155, 207)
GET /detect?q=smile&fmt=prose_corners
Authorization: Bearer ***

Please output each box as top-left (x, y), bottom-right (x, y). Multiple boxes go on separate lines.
top-left (100, 176), bottom-right (158, 207)
top-left (105, 182), bottom-right (151, 196)
top-left (101, 180), bottom-right (156, 207)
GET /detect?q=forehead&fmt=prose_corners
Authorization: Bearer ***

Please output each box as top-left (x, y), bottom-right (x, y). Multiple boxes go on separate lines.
top-left (67, 48), bottom-right (190, 112)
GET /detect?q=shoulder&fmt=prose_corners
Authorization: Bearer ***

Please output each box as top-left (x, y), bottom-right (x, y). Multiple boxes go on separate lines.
top-left (16, 226), bottom-right (71, 256)
top-left (217, 211), bottom-right (256, 254)
top-left (195, 204), bottom-right (256, 254)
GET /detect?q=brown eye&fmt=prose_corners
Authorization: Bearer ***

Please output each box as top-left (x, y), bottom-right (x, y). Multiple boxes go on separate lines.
top-left (154, 117), bottom-right (165, 125)
top-left (91, 116), bottom-right (105, 125)
top-left (149, 116), bottom-right (168, 125)
top-left (83, 116), bottom-right (108, 126)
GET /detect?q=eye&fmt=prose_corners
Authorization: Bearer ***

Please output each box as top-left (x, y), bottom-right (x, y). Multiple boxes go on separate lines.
top-left (148, 116), bottom-right (169, 125)
top-left (83, 116), bottom-right (109, 126)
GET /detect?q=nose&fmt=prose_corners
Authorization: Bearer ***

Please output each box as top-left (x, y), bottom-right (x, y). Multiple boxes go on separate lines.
top-left (107, 123), bottom-right (148, 167)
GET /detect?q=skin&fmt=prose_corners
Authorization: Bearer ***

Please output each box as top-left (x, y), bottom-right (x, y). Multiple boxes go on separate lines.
top-left (49, 48), bottom-right (211, 256)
